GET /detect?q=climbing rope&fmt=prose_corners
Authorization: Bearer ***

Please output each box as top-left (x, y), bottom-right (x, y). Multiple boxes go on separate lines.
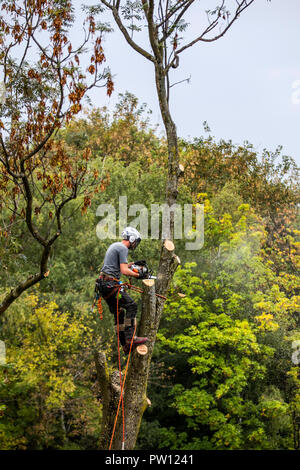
top-left (97, 297), bottom-right (103, 320)
top-left (91, 290), bottom-right (104, 320)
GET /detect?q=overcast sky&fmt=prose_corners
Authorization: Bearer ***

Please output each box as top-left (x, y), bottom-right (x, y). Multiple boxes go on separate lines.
top-left (81, 0), bottom-right (300, 167)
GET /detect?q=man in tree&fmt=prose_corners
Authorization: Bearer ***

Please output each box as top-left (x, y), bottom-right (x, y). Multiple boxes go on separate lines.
top-left (98, 227), bottom-right (148, 354)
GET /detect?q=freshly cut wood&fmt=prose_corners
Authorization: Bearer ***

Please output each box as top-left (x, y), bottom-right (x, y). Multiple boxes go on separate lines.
top-left (164, 239), bottom-right (175, 251)
top-left (136, 344), bottom-right (148, 356)
top-left (146, 397), bottom-right (152, 407)
top-left (142, 279), bottom-right (155, 287)
top-left (178, 293), bottom-right (186, 298)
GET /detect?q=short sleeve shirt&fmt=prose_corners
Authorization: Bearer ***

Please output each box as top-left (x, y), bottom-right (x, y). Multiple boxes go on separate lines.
top-left (100, 242), bottom-right (128, 279)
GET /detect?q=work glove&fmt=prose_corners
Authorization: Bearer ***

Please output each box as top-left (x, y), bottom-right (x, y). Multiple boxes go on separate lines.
top-left (138, 266), bottom-right (149, 279)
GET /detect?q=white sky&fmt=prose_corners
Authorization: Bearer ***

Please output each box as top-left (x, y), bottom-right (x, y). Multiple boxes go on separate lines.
top-left (78, 0), bottom-right (300, 167)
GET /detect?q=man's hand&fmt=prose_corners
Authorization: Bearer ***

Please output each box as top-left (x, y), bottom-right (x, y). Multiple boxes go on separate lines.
top-left (120, 263), bottom-right (139, 278)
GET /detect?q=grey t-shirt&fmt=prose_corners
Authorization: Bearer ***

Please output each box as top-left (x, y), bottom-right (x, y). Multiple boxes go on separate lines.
top-left (101, 242), bottom-right (128, 279)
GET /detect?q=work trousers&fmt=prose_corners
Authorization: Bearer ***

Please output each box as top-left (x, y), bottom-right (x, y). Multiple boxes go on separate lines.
top-left (101, 281), bottom-right (137, 346)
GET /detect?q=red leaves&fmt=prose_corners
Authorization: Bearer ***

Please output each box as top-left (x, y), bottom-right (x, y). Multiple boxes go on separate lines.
top-left (0, 0), bottom-right (110, 213)
top-left (106, 78), bottom-right (114, 97)
top-left (94, 37), bottom-right (105, 64)
top-left (82, 148), bottom-right (92, 161)
top-left (88, 15), bottom-right (96, 34)
top-left (27, 69), bottom-right (42, 83)
top-left (81, 195), bottom-right (91, 215)
top-left (53, 16), bottom-right (62, 31)
top-left (88, 65), bottom-right (95, 75)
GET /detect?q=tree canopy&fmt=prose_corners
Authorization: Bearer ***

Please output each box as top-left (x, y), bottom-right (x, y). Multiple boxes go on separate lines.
top-left (0, 95), bottom-right (299, 449)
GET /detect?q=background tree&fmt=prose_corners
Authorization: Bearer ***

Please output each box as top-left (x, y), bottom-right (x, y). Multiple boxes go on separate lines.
top-left (0, 291), bottom-right (101, 450)
top-left (0, 0), bottom-right (112, 315)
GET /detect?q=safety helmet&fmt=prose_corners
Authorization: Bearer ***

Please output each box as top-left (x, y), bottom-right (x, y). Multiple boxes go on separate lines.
top-left (121, 226), bottom-right (141, 250)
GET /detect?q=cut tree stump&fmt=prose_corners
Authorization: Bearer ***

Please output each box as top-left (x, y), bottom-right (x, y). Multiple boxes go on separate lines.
top-left (164, 239), bottom-right (175, 252)
top-left (136, 344), bottom-right (148, 355)
top-left (178, 163), bottom-right (184, 177)
top-left (142, 279), bottom-right (155, 288)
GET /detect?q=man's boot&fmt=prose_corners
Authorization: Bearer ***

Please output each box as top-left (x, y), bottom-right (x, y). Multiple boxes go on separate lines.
top-left (124, 319), bottom-right (148, 354)
top-left (123, 336), bottom-right (148, 355)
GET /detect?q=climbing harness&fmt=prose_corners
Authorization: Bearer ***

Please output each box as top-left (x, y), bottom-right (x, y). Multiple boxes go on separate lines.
top-left (91, 266), bottom-right (166, 319)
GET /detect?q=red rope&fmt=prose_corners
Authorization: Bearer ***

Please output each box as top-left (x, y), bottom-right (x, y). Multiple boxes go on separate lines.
top-left (97, 297), bottom-right (103, 320)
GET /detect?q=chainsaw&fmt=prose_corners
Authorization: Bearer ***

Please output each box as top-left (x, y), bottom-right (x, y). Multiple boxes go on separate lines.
top-left (130, 260), bottom-right (157, 279)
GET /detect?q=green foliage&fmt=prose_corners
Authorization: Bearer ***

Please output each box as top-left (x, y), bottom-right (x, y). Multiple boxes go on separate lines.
top-left (0, 292), bottom-right (101, 449)
top-left (141, 193), bottom-right (298, 450)
top-left (1, 93), bottom-right (299, 450)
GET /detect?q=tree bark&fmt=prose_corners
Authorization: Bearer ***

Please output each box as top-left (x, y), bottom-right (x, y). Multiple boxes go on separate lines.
top-left (154, 62), bottom-right (179, 223)
top-left (94, 351), bottom-right (122, 450)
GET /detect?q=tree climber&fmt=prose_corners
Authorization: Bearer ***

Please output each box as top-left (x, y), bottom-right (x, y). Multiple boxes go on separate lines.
top-left (98, 227), bottom-right (148, 354)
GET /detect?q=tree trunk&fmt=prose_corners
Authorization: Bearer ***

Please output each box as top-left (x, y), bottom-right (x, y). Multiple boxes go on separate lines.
top-left (95, 13), bottom-right (182, 452)
top-left (95, 49), bottom-right (182, 454)
top-left (96, 241), bottom-right (180, 450)
top-left (95, 65), bottom-right (181, 450)
top-left (154, 63), bottom-right (179, 226)
top-left (94, 351), bottom-right (122, 450)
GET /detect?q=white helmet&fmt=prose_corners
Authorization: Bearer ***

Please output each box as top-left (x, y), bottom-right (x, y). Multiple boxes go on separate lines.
top-left (121, 226), bottom-right (141, 250)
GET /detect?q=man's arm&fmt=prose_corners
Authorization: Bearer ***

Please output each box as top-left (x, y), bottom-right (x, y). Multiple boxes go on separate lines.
top-left (120, 263), bottom-right (139, 278)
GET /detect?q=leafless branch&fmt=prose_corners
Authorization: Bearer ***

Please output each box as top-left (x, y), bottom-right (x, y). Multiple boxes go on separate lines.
top-left (100, 0), bottom-right (155, 63)
top-left (175, 0), bottom-right (255, 55)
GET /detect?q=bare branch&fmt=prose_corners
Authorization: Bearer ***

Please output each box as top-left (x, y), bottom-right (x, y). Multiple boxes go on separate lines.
top-left (159, 0), bottom-right (194, 43)
top-left (174, 0), bottom-right (255, 56)
top-left (100, 1), bottom-right (155, 63)
top-left (156, 0), bottom-right (192, 30)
